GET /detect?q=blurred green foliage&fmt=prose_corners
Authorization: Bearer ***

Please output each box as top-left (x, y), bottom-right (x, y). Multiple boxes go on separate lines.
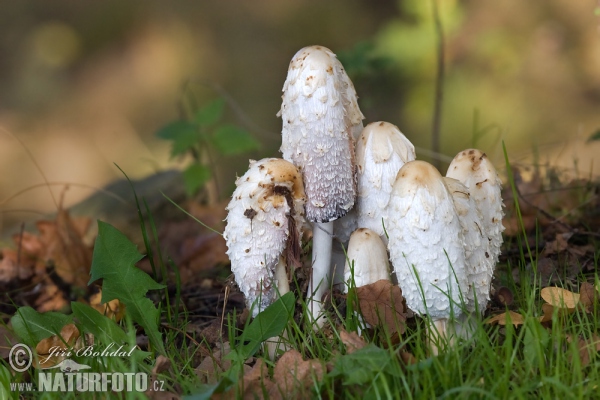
top-left (157, 97), bottom-right (259, 198)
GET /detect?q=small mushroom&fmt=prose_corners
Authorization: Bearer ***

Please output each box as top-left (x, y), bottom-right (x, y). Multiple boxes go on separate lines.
top-left (224, 158), bottom-right (306, 317)
top-left (446, 149), bottom-right (504, 267)
top-left (387, 160), bottom-right (468, 354)
top-left (343, 228), bottom-right (391, 290)
top-left (354, 121), bottom-right (416, 243)
top-left (278, 45), bottom-right (364, 326)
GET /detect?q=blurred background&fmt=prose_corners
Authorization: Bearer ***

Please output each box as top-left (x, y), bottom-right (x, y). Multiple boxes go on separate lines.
top-left (1, 0), bottom-right (599, 236)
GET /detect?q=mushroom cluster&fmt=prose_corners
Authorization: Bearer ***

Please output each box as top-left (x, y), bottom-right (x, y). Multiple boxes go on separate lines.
top-left (223, 45), bottom-right (504, 353)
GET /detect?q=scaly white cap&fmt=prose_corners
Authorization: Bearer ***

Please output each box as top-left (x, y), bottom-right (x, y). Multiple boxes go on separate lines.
top-left (354, 121), bottom-right (415, 242)
top-left (224, 158), bottom-right (305, 317)
top-left (278, 45), bottom-right (364, 223)
top-left (443, 177), bottom-right (494, 313)
top-left (387, 160), bottom-right (468, 319)
top-left (446, 149), bottom-right (504, 268)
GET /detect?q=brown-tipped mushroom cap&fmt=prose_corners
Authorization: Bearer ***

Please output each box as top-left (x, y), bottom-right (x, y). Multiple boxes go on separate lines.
top-left (446, 149), bottom-right (504, 265)
top-left (387, 160), bottom-right (468, 319)
top-left (354, 121), bottom-right (416, 241)
top-left (224, 158), bottom-right (306, 317)
top-left (279, 45), bottom-right (364, 223)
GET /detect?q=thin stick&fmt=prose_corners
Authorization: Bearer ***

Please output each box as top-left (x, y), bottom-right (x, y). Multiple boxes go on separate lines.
top-left (431, 0), bottom-right (445, 170)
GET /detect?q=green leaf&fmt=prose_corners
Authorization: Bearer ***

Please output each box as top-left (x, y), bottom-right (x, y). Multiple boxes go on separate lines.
top-left (156, 121), bottom-right (201, 158)
top-left (330, 344), bottom-right (399, 385)
top-left (11, 307), bottom-right (72, 347)
top-left (89, 221), bottom-right (166, 354)
top-left (194, 98), bottom-right (226, 126)
top-left (235, 292), bottom-right (295, 359)
top-left (211, 125), bottom-right (259, 156)
top-left (182, 164), bottom-right (212, 197)
top-left (0, 364), bottom-right (12, 398)
top-left (587, 129), bottom-right (600, 142)
top-left (71, 302), bottom-right (128, 345)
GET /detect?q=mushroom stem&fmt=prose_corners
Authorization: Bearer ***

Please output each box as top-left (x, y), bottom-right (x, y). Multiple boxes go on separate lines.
top-left (265, 256), bottom-right (291, 360)
top-left (307, 221), bottom-right (334, 327)
top-left (427, 318), bottom-right (450, 356)
top-left (274, 256), bottom-right (290, 296)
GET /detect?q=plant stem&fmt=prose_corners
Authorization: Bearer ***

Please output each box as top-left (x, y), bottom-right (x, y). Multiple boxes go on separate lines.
top-left (431, 0), bottom-right (445, 170)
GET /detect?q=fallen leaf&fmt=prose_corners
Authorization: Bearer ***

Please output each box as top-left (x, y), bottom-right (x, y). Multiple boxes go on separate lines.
top-left (272, 349), bottom-right (324, 398)
top-left (486, 311), bottom-right (525, 326)
top-left (89, 290), bottom-right (126, 321)
top-left (0, 248), bottom-right (33, 282)
top-left (541, 287), bottom-right (579, 309)
top-left (355, 280), bottom-right (407, 335)
top-left (34, 323), bottom-right (81, 369)
top-left (542, 233), bottom-right (572, 256)
top-left (579, 282), bottom-right (598, 312)
top-left (339, 330), bottom-right (367, 354)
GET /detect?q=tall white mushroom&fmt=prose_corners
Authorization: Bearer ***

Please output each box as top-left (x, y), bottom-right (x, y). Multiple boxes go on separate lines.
top-left (224, 158), bottom-right (305, 317)
top-left (278, 45), bottom-right (364, 326)
top-left (355, 121), bottom-right (416, 243)
top-left (442, 177), bottom-right (493, 313)
top-left (446, 149), bottom-right (504, 269)
top-left (387, 160), bottom-right (468, 354)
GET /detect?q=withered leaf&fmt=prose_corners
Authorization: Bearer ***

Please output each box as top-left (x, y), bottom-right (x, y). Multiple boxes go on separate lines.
top-left (355, 280), bottom-right (407, 335)
top-left (540, 287), bottom-right (579, 309)
top-left (272, 349), bottom-right (324, 397)
top-left (35, 323), bottom-right (81, 369)
top-left (579, 282), bottom-right (597, 312)
top-left (486, 311), bottom-right (525, 326)
top-left (339, 330), bottom-right (367, 354)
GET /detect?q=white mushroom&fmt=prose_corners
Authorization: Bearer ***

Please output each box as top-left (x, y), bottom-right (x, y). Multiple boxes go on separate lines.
top-left (343, 228), bottom-right (391, 290)
top-left (278, 45), bottom-right (364, 326)
top-left (355, 121), bottom-right (416, 243)
top-left (224, 158), bottom-right (305, 317)
top-left (446, 149), bottom-right (504, 268)
top-left (387, 160), bottom-right (468, 354)
top-left (442, 177), bottom-right (493, 313)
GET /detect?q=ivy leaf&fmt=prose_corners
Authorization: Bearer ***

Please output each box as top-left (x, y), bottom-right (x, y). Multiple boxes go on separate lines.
top-left (89, 221), bottom-right (166, 354)
top-left (11, 307), bottom-right (72, 348)
top-left (587, 129), bottom-right (600, 142)
top-left (182, 164), bottom-right (212, 197)
top-left (211, 125), bottom-right (260, 156)
top-left (71, 302), bottom-right (128, 345)
top-left (194, 98), bottom-right (225, 126)
top-left (156, 121), bottom-right (201, 158)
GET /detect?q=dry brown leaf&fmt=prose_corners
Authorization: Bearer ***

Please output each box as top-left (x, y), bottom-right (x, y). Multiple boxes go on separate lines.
top-left (399, 350), bottom-right (418, 365)
top-left (34, 323), bottom-right (81, 369)
top-left (355, 279), bottom-right (407, 335)
top-left (566, 334), bottom-right (600, 368)
top-left (272, 349), bottom-right (324, 398)
top-left (0, 248), bottom-right (33, 282)
top-left (89, 290), bottom-right (126, 321)
top-left (339, 330), bottom-right (367, 354)
top-left (579, 282), bottom-right (597, 312)
top-left (486, 311), bottom-right (525, 326)
top-left (540, 287), bottom-right (580, 309)
top-left (542, 233), bottom-right (572, 256)
top-left (36, 210), bottom-right (92, 288)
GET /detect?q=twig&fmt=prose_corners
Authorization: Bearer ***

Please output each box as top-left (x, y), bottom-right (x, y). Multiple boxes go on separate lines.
top-left (431, 0), bottom-right (445, 170)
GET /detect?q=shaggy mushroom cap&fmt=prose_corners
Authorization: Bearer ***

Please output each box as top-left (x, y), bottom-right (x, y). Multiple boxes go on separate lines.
top-left (278, 45), bottom-right (364, 223)
top-left (343, 228), bottom-right (391, 290)
top-left (387, 160), bottom-right (468, 319)
top-left (224, 158), bottom-right (305, 317)
top-left (443, 177), bottom-right (494, 313)
top-left (446, 149), bottom-right (504, 266)
top-left (354, 121), bottom-right (416, 241)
